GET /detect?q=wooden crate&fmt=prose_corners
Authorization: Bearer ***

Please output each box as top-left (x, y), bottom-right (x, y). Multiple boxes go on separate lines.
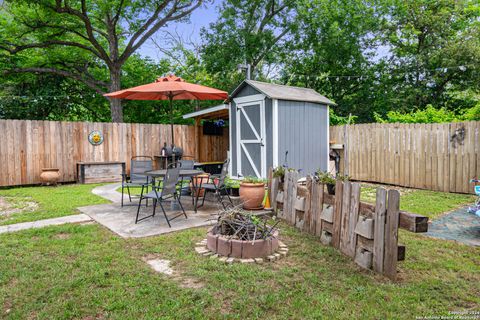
top-left (77, 161), bottom-right (125, 184)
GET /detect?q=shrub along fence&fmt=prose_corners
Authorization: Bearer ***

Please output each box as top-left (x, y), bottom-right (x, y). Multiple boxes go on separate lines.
top-left (270, 169), bottom-right (429, 280)
top-left (0, 119), bottom-right (228, 187)
top-left (330, 121), bottom-right (480, 194)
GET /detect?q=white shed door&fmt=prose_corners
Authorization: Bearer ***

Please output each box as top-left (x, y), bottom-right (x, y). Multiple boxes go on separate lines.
top-left (235, 97), bottom-right (266, 178)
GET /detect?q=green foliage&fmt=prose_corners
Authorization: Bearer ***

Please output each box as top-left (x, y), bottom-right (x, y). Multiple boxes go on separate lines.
top-left (315, 171), bottom-right (336, 184)
top-left (200, 0), bottom-right (296, 90)
top-left (374, 104), bottom-right (480, 123)
top-left (315, 170), bottom-right (349, 184)
top-left (241, 176), bottom-right (267, 184)
top-left (224, 176), bottom-right (241, 189)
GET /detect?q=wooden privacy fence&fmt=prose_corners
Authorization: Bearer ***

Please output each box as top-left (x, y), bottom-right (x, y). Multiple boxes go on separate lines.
top-left (330, 121), bottom-right (480, 194)
top-left (0, 119), bottom-right (228, 187)
top-left (270, 170), bottom-right (429, 280)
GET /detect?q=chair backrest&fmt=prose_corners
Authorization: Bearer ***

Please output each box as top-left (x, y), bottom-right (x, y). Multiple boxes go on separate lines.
top-left (217, 159), bottom-right (229, 187)
top-left (167, 161), bottom-right (180, 169)
top-left (179, 160), bottom-right (194, 170)
top-left (161, 166), bottom-right (181, 196)
top-left (130, 156), bottom-right (153, 183)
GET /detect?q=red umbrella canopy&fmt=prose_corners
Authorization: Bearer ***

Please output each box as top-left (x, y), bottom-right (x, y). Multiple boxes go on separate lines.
top-left (104, 74), bottom-right (228, 149)
top-left (104, 74), bottom-right (228, 101)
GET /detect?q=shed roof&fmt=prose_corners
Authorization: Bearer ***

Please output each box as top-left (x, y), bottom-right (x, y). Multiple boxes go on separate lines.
top-left (182, 104), bottom-right (229, 120)
top-left (231, 80), bottom-right (336, 105)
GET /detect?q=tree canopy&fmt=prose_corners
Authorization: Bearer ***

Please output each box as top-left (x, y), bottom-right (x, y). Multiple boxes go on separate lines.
top-left (0, 0), bottom-right (479, 124)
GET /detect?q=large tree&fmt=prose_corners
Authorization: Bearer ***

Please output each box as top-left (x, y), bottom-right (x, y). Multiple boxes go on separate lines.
top-left (378, 0), bottom-right (480, 113)
top-left (201, 0), bottom-right (295, 89)
top-left (0, 0), bottom-right (203, 122)
top-left (282, 0), bottom-right (384, 122)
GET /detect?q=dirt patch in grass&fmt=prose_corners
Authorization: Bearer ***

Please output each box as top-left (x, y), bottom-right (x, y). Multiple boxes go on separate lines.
top-left (54, 233), bottom-right (71, 240)
top-left (142, 254), bottom-right (204, 289)
top-left (0, 196), bottom-right (38, 217)
top-left (3, 300), bottom-right (12, 317)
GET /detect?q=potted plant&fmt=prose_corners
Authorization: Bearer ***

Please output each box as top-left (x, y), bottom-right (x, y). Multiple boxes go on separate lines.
top-left (315, 171), bottom-right (350, 195)
top-left (239, 176), bottom-right (267, 210)
top-left (273, 166), bottom-right (298, 184)
top-left (225, 177), bottom-right (240, 197)
top-left (315, 171), bottom-right (336, 195)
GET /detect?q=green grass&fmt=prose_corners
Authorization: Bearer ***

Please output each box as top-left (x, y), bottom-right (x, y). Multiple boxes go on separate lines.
top-left (0, 184), bottom-right (108, 226)
top-left (361, 185), bottom-right (475, 219)
top-left (0, 223), bottom-right (478, 319)
top-left (0, 183), bottom-right (478, 318)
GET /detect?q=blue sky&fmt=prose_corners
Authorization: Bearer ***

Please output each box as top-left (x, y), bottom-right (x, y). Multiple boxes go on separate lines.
top-left (138, 1), bottom-right (221, 61)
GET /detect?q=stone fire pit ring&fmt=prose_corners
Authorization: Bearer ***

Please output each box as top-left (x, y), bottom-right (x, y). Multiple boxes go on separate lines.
top-left (195, 229), bottom-right (288, 264)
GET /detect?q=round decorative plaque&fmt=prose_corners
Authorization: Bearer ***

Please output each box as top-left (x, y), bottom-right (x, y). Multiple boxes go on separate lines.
top-left (88, 130), bottom-right (104, 146)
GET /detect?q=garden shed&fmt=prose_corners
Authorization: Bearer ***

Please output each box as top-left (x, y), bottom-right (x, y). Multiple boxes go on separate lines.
top-left (229, 80), bottom-right (334, 178)
top-left (183, 80), bottom-right (335, 179)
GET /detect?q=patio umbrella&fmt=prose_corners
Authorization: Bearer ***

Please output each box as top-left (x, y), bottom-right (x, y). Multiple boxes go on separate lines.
top-left (104, 74), bottom-right (228, 146)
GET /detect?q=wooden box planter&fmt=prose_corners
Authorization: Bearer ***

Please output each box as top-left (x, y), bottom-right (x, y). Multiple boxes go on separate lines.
top-left (77, 161), bottom-right (125, 184)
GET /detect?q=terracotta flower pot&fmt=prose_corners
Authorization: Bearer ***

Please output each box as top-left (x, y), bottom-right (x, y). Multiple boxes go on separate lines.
top-left (190, 173), bottom-right (210, 197)
top-left (40, 168), bottom-right (60, 186)
top-left (239, 182), bottom-right (265, 210)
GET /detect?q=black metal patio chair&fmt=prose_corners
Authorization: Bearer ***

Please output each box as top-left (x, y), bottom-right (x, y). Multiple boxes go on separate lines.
top-left (135, 166), bottom-right (187, 227)
top-left (121, 156), bottom-right (153, 207)
top-left (200, 159), bottom-right (233, 210)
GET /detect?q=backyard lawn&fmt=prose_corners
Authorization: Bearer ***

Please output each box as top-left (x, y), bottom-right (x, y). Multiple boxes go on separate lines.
top-left (0, 184), bottom-right (479, 319)
top-left (0, 184), bottom-right (108, 226)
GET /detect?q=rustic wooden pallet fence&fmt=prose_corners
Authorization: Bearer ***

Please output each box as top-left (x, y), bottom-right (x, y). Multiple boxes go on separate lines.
top-left (0, 119), bottom-right (229, 187)
top-left (330, 121), bottom-right (480, 194)
top-left (272, 170), bottom-right (429, 280)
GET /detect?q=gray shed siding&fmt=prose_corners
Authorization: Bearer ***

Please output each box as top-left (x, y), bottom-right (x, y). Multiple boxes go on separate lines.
top-left (277, 100), bottom-right (328, 175)
top-left (230, 84), bottom-right (263, 176)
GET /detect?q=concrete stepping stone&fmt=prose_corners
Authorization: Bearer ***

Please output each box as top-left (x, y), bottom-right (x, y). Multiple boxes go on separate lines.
top-left (0, 214), bottom-right (93, 234)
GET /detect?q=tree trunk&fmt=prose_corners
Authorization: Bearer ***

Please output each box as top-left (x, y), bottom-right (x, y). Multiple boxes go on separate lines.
top-left (108, 68), bottom-right (123, 122)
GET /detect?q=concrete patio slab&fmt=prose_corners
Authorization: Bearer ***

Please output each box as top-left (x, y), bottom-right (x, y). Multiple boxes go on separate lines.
top-left (79, 183), bottom-right (223, 238)
top-left (424, 206), bottom-right (480, 246)
top-left (0, 214), bottom-right (92, 234)
top-left (78, 202), bottom-right (217, 238)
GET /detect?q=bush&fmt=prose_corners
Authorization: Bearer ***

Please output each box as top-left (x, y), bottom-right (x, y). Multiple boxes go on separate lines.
top-left (374, 104), bottom-right (480, 124)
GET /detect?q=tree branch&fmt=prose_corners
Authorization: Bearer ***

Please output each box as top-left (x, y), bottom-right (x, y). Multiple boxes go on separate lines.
top-left (0, 40), bottom-right (103, 59)
top-left (119, 0), bottom-right (202, 63)
top-left (5, 67), bottom-right (106, 95)
top-left (48, 0), bottom-right (112, 67)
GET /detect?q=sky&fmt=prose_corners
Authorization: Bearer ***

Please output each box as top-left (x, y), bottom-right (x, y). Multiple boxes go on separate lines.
top-left (138, 1), bottom-right (222, 61)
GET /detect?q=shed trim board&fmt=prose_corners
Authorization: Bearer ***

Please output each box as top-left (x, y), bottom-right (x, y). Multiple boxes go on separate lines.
top-left (235, 94), bottom-right (267, 178)
top-left (182, 104), bottom-right (228, 119)
top-left (233, 94), bottom-right (266, 105)
top-left (228, 102), bottom-right (233, 175)
top-left (272, 98), bottom-right (279, 167)
top-left (327, 105), bottom-right (330, 171)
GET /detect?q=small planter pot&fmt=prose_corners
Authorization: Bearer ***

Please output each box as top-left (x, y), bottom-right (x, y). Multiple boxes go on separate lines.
top-left (326, 183), bottom-right (335, 195)
top-left (191, 174), bottom-right (210, 197)
top-left (40, 168), bottom-right (60, 186)
top-left (228, 187), bottom-right (240, 197)
top-left (239, 182), bottom-right (265, 210)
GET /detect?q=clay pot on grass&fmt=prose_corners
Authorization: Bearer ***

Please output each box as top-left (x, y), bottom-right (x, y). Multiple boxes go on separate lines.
top-left (40, 168), bottom-right (60, 186)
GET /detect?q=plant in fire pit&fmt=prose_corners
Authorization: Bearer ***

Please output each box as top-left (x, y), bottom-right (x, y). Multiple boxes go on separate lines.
top-left (239, 176), bottom-right (267, 210)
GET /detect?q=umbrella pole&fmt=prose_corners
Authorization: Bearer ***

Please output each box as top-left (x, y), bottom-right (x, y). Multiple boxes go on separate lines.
top-left (169, 95), bottom-right (174, 147)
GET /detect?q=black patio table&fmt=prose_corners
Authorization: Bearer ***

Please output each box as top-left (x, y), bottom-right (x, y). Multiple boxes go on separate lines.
top-left (140, 169), bottom-right (206, 213)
